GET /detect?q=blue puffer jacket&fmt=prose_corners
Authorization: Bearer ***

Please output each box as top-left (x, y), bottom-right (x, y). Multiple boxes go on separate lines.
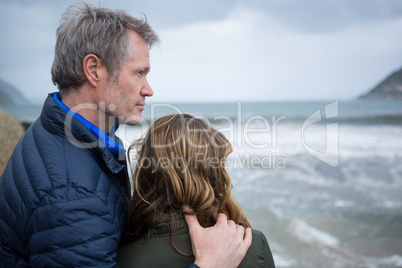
top-left (0, 93), bottom-right (130, 267)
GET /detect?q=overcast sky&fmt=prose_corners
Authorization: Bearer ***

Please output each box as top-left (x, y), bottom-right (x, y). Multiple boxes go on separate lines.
top-left (1, 0), bottom-right (402, 103)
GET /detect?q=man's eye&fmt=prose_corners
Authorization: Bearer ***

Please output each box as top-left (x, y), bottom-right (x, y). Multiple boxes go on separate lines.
top-left (137, 71), bottom-right (143, 76)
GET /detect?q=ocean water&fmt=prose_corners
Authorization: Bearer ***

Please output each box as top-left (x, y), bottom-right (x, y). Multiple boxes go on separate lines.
top-left (2, 100), bottom-right (402, 268)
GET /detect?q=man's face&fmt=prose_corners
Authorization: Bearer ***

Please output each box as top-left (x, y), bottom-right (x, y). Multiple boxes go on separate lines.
top-left (100, 30), bottom-right (153, 126)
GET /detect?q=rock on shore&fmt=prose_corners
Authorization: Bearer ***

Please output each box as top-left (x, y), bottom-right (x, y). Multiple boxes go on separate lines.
top-left (0, 109), bottom-right (25, 174)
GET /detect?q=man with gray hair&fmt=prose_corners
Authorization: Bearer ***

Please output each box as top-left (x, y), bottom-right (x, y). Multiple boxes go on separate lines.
top-left (0, 2), bottom-right (251, 268)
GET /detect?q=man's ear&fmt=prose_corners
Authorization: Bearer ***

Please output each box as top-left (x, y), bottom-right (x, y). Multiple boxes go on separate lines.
top-left (82, 54), bottom-right (106, 87)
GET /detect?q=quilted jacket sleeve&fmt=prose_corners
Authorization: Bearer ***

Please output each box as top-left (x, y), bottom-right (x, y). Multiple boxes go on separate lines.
top-left (27, 186), bottom-right (123, 267)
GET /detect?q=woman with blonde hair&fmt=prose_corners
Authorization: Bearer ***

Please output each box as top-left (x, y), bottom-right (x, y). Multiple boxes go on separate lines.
top-left (117, 114), bottom-right (275, 268)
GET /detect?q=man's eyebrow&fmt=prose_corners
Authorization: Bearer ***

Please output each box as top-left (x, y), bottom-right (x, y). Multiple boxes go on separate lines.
top-left (133, 66), bottom-right (150, 74)
top-left (138, 66), bottom-right (150, 73)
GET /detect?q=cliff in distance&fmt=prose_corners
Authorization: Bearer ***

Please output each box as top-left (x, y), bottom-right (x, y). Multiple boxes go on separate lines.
top-left (359, 67), bottom-right (402, 100)
top-left (0, 78), bottom-right (28, 105)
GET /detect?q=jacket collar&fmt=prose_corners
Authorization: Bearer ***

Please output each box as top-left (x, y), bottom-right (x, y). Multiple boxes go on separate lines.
top-left (152, 213), bottom-right (189, 236)
top-left (40, 92), bottom-right (126, 174)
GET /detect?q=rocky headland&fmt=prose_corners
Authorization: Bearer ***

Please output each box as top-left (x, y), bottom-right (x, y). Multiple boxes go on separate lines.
top-left (0, 77), bottom-right (28, 105)
top-left (359, 67), bottom-right (402, 100)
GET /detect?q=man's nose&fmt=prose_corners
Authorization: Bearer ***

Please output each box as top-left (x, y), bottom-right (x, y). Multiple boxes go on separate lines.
top-left (142, 80), bottom-right (153, 97)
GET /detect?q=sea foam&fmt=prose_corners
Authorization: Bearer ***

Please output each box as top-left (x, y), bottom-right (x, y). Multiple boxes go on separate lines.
top-left (288, 219), bottom-right (339, 247)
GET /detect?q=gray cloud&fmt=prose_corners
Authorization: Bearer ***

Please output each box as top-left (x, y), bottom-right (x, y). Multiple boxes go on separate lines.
top-left (0, 0), bottom-right (401, 103)
top-left (3, 0), bottom-right (402, 30)
top-left (242, 0), bottom-right (402, 33)
top-left (127, 0), bottom-right (402, 32)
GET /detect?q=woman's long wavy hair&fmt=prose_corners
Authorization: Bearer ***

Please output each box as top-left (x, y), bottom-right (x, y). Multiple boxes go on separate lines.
top-left (123, 114), bottom-right (250, 251)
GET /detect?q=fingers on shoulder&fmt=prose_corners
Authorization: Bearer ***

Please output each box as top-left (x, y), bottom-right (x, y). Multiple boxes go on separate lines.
top-left (216, 213), bottom-right (228, 224)
top-left (243, 227), bottom-right (253, 249)
top-left (184, 207), bottom-right (202, 234)
top-left (236, 224), bottom-right (245, 238)
top-left (184, 213), bottom-right (201, 228)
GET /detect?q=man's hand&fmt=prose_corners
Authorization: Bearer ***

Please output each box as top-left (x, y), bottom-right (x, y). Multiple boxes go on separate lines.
top-left (183, 205), bottom-right (252, 268)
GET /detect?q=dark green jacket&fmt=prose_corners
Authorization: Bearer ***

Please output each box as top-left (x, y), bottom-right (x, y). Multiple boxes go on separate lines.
top-left (117, 216), bottom-right (275, 268)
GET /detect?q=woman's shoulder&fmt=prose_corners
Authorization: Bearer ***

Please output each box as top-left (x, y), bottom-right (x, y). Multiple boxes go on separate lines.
top-left (117, 216), bottom-right (194, 268)
top-left (250, 228), bottom-right (269, 245)
top-left (239, 229), bottom-right (276, 268)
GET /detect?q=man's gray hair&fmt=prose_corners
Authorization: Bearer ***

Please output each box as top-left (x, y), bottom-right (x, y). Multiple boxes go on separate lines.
top-left (51, 2), bottom-right (159, 92)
